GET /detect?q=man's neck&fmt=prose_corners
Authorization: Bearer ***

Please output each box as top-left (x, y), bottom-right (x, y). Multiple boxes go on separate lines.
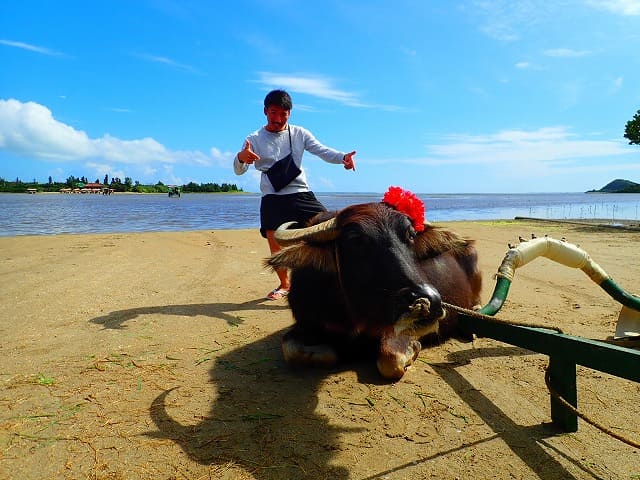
top-left (265, 123), bottom-right (288, 133)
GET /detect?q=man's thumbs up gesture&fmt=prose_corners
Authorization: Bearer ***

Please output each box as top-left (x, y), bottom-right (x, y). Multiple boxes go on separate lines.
top-left (238, 140), bottom-right (260, 164)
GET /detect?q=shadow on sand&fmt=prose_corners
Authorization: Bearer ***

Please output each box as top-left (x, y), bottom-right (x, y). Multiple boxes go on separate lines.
top-left (91, 302), bottom-right (596, 479)
top-left (90, 298), bottom-right (289, 330)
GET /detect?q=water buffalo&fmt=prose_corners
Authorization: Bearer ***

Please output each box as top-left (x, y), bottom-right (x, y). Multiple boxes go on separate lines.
top-left (267, 196), bottom-right (482, 380)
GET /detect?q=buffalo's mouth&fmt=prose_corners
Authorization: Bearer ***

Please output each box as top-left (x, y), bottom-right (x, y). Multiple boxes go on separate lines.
top-left (396, 294), bottom-right (447, 341)
top-left (377, 295), bottom-right (447, 380)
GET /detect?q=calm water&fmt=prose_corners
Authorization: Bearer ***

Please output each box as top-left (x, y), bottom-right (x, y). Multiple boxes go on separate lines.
top-left (1, 191), bottom-right (640, 237)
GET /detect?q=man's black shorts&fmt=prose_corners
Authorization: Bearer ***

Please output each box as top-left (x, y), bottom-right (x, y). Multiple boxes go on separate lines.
top-left (260, 191), bottom-right (327, 238)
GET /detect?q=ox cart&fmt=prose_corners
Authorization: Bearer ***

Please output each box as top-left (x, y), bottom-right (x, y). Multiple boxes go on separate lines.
top-left (458, 236), bottom-right (640, 435)
top-left (167, 185), bottom-right (181, 198)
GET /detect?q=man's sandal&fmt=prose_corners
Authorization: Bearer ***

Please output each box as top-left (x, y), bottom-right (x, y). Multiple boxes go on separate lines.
top-left (266, 288), bottom-right (289, 300)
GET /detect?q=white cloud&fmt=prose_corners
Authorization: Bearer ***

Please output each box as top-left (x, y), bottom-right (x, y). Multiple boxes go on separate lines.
top-left (586, 0), bottom-right (640, 15)
top-left (543, 48), bottom-right (592, 57)
top-left (85, 162), bottom-right (120, 180)
top-left (133, 52), bottom-right (198, 73)
top-left (400, 46), bottom-right (418, 57)
top-left (404, 127), bottom-right (634, 171)
top-left (242, 33), bottom-right (283, 58)
top-left (106, 107), bottom-right (133, 113)
top-left (515, 61), bottom-right (531, 69)
top-left (255, 72), bottom-right (403, 111)
top-left (160, 165), bottom-right (184, 186)
top-left (257, 72), bottom-right (365, 107)
top-left (92, 135), bottom-right (172, 163)
top-left (0, 39), bottom-right (64, 56)
top-left (209, 146), bottom-right (235, 166)
top-left (467, 0), bottom-right (545, 42)
top-left (0, 98), bottom-right (214, 168)
top-left (609, 76), bottom-right (624, 94)
top-left (0, 99), bottom-right (93, 159)
top-left (515, 60), bottom-right (545, 71)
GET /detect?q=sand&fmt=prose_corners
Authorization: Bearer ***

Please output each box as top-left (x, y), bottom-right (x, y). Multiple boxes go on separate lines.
top-left (0, 219), bottom-right (638, 479)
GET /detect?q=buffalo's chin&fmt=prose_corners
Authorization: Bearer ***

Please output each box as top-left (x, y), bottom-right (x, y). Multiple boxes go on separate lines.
top-left (377, 333), bottom-right (423, 380)
top-left (376, 298), bottom-right (446, 380)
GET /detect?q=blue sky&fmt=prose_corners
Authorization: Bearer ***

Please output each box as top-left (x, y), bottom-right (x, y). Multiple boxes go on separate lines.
top-left (1, 0), bottom-right (639, 193)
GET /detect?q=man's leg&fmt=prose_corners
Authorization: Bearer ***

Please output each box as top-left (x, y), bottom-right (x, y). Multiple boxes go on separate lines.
top-left (266, 230), bottom-right (290, 295)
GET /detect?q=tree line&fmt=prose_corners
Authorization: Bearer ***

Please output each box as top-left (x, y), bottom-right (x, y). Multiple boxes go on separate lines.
top-left (0, 175), bottom-right (243, 194)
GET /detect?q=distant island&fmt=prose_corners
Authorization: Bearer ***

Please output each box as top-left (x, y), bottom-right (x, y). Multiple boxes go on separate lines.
top-left (587, 179), bottom-right (640, 193)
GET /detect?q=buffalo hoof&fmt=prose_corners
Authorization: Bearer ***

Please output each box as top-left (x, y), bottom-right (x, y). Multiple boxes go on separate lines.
top-left (282, 337), bottom-right (338, 368)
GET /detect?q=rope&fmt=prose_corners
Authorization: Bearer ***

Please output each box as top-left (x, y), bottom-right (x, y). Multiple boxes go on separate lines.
top-left (442, 302), bottom-right (640, 449)
top-left (544, 368), bottom-right (640, 449)
top-left (442, 301), bottom-right (563, 333)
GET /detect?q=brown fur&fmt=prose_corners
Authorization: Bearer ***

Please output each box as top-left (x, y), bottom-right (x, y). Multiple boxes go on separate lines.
top-left (414, 224), bottom-right (474, 259)
top-left (265, 243), bottom-right (336, 273)
top-left (268, 202), bottom-right (482, 379)
top-left (267, 222), bottom-right (474, 275)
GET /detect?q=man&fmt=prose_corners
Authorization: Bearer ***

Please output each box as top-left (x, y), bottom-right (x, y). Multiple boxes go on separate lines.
top-left (234, 89), bottom-right (356, 300)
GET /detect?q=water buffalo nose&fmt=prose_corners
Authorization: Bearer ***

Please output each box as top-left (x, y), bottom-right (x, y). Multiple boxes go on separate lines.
top-left (417, 284), bottom-right (442, 310)
top-left (396, 284), bottom-right (442, 312)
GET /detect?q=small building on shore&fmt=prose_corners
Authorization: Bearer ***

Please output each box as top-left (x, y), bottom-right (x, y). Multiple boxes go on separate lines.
top-left (81, 183), bottom-right (104, 194)
top-left (59, 184), bottom-right (112, 194)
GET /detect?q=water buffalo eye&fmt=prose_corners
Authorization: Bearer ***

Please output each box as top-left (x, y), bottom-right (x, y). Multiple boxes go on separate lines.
top-left (405, 228), bottom-right (416, 243)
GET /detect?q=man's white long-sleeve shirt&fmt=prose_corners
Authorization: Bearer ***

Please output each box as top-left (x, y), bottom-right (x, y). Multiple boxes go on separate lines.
top-left (233, 124), bottom-right (345, 196)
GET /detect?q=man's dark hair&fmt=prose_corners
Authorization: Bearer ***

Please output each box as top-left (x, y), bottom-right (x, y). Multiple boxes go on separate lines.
top-left (264, 90), bottom-right (292, 110)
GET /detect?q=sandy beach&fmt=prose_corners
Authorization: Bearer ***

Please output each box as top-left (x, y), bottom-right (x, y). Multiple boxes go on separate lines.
top-left (1, 219), bottom-right (638, 479)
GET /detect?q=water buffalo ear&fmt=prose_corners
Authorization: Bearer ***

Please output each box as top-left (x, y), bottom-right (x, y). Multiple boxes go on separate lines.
top-left (414, 224), bottom-right (471, 259)
top-left (265, 244), bottom-right (337, 273)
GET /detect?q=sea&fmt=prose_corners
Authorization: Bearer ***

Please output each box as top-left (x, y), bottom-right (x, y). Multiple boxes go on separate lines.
top-left (1, 191), bottom-right (640, 237)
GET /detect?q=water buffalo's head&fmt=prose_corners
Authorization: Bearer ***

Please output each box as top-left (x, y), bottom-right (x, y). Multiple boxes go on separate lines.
top-left (269, 202), bottom-right (479, 379)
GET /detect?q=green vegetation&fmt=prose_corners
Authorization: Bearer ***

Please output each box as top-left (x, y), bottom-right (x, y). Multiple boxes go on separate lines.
top-left (35, 374), bottom-right (55, 386)
top-left (624, 109), bottom-right (640, 145)
top-left (0, 174), bottom-right (243, 194)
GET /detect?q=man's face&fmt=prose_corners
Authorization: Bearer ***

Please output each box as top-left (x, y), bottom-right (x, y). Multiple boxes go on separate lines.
top-left (264, 105), bottom-right (290, 132)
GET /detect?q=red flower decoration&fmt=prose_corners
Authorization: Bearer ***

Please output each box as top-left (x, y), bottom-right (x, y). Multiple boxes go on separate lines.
top-left (382, 186), bottom-right (426, 232)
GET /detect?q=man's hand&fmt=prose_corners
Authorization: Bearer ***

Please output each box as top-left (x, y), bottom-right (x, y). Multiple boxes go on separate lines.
top-left (343, 151), bottom-right (356, 171)
top-left (238, 141), bottom-right (260, 164)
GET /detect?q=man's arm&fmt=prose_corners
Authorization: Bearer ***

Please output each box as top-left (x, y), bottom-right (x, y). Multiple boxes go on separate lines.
top-left (234, 140), bottom-right (259, 175)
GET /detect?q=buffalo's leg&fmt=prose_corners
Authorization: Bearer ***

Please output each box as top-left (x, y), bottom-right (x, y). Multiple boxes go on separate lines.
top-left (282, 325), bottom-right (339, 367)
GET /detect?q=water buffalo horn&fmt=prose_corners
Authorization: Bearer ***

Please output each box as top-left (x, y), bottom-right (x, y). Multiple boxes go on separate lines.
top-left (274, 218), bottom-right (339, 246)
